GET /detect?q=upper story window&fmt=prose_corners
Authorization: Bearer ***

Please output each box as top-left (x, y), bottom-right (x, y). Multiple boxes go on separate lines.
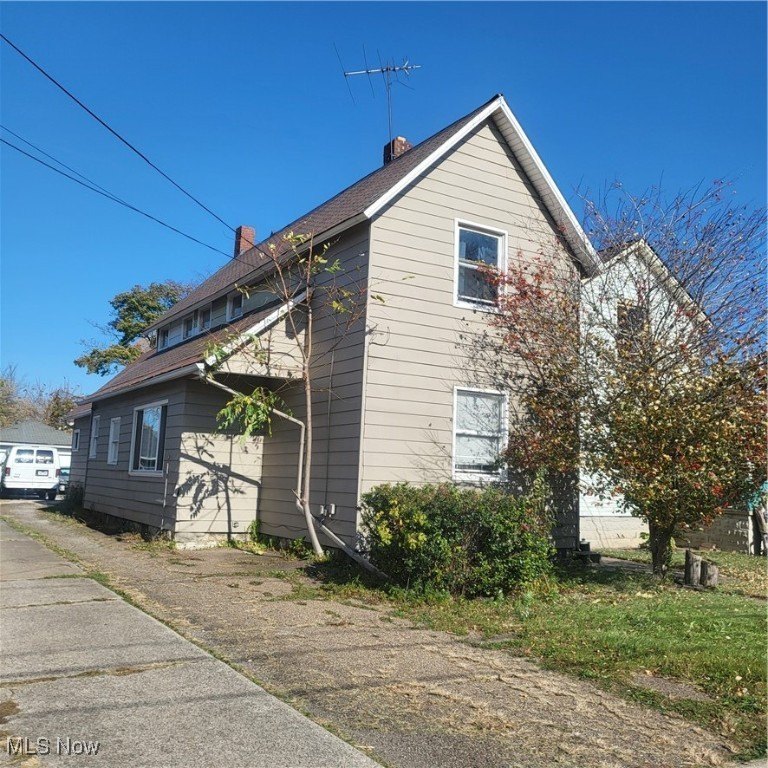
top-left (158, 328), bottom-right (169, 349)
top-left (183, 314), bottom-right (196, 340)
top-left (200, 307), bottom-right (212, 331)
top-left (453, 388), bottom-right (506, 480)
top-left (455, 222), bottom-right (505, 309)
top-left (617, 301), bottom-right (649, 359)
top-left (228, 293), bottom-right (243, 320)
top-left (72, 429), bottom-right (80, 452)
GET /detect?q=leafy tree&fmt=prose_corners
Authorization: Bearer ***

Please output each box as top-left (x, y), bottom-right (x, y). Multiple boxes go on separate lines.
top-left (75, 281), bottom-right (192, 376)
top-left (476, 181), bottom-right (767, 574)
top-left (0, 365), bottom-right (79, 430)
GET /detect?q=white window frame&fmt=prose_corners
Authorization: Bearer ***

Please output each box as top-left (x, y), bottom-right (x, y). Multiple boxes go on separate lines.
top-left (88, 415), bottom-right (100, 459)
top-left (227, 292), bottom-right (244, 320)
top-left (158, 327), bottom-right (170, 349)
top-left (453, 219), bottom-right (507, 311)
top-left (452, 386), bottom-right (508, 482)
top-left (107, 417), bottom-right (121, 465)
top-left (128, 400), bottom-right (168, 477)
top-left (72, 429), bottom-right (80, 452)
top-left (199, 305), bottom-right (212, 331)
top-left (182, 313), bottom-right (196, 340)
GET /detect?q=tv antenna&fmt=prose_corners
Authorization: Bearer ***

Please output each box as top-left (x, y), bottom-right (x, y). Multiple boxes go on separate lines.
top-left (335, 46), bottom-right (421, 160)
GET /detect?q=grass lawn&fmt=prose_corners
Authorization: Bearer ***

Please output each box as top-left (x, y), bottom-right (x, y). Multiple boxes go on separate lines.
top-left (305, 559), bottom-right (767, 760)
top-left (601, 547), bottom-right (767, 599)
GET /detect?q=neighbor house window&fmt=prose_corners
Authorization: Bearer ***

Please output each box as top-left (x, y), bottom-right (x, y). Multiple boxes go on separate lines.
top-left (228, 293), bottom-right (243, 320)
top-left (453, 388), bottom-right (506, 478)
top-left (72, 429), bottom-right (80, 452)
top-left (89, 415), bottom-right (100, 459)
top-left (199, 306), bottom-right (212, 331)
top-left (182, 314), bottom-right (196, 340)
top-left (131, 404), bottom-right (167, 473)
top-left (617, 301), bottom-right (649, 358)
top-left (158, 328), bottom-right (169, 349)
top-left (107, 417), bottom-right (121, 465)
top-left (455, 223), bottom-right (504, 307)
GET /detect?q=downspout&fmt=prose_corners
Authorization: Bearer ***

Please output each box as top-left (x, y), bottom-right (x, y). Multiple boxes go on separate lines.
top-left (198, 373), bottom-right (387, 579)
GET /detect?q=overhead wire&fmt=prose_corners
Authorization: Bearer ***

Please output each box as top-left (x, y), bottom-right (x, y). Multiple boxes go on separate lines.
top-left (0, 135), bottom-right (231, 258)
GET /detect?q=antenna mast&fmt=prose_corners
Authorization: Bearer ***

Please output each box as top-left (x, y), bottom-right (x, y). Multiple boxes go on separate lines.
top-left (342, 56), bottom-right (421, 159)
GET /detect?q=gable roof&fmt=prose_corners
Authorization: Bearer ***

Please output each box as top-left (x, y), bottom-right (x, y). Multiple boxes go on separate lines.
top-left (149, 94), bottom-right (596, 332)
top-left (90, 94), bottom-right (597, 403)
top-left (0, 420), bottom-right (71, 447)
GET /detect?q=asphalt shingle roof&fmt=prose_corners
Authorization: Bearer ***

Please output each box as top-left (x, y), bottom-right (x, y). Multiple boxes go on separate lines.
top-left (151, 97), bottom-right (498, 331)
top-left (0, 420), bottom-right (71, 447)
top-left (86, 95), bottom-right (501, 403)
top-left (87, 303), bottom-right (280, 401)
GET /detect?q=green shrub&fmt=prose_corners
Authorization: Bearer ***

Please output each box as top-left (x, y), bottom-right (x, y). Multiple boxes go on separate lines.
top-left (361, 478), bottom-right (553, 597)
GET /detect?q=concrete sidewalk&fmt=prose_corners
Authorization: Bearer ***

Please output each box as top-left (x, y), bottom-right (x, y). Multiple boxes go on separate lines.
top-left (0, 520), bottom-right (378, 767)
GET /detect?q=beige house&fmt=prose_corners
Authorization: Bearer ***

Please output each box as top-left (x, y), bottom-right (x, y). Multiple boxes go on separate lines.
top-left (70, 94), bottom-right (596, 549)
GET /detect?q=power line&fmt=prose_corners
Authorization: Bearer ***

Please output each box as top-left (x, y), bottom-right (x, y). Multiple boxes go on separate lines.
top-left (1, 136), bottom-right (231, 257)
top-left (0, 33), bottom-right (247, 242)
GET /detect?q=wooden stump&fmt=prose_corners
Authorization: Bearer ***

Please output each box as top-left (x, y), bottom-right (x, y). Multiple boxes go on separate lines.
top-left (684, 549), bottom-right (703, 586)
top-left (700, 560), bottom-right (719, 588)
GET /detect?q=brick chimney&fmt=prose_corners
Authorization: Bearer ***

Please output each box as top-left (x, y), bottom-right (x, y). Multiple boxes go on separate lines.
top-left (233, 225), bottom-right (256, 258)
top-left (383, 136), bottom-right (413, 165)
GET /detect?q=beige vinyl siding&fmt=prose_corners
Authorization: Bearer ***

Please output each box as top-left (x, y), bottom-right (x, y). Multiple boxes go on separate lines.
top-left (82, 381), bottom-right (184, 531)
top-left (256, 224), bottom-right (369, 544)
top-left (175, 378), bottom-right (262, 539)
top-left (69, 416), bottom-right (90, 486)
top-left (362, 118), bottom-right (579, 547)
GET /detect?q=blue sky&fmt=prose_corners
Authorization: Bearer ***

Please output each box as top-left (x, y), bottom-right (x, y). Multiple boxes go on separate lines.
top-left (1, 2), bottom-right (765, 395)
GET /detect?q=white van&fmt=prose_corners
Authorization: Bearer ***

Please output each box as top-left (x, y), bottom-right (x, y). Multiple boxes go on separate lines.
top-left (1, 446), bottom-right (61, 500)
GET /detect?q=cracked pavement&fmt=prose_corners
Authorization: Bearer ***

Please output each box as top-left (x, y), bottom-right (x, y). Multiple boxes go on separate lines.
top-left (0, 516), bottom-right (379, 767)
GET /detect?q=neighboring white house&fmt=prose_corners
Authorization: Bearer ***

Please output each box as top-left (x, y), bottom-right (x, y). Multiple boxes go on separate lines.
top-left (578, 239), bottom-right (705, 548)
top-left (0, 420), bottom-right (73, 466)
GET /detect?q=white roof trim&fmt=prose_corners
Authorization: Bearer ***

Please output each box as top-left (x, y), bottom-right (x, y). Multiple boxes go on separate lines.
top-left (202, 291), bottom-right (307, 369)
top-left (364, 95), bottom-right (598, 272)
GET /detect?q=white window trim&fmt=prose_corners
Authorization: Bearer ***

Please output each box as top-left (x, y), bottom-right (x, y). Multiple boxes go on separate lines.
top-left (453, 219), bottom-right (507, 312)
top-left (107, 417), bottom-right (121, 465)
top-left (158, 328), bottom-right (170, 350)
top-left (182, 313), bottom-right (197, 340)
top-left (128, 400), bottom-right (168, 477)
top-left (88, 415), bottom-right (100, 459)
top-left (72, 429), bottom-right (80, 452)
top-left (199, 306), bottom-right (212, 331)
top-left (452, 386), bottom-right (508, 483)
top-left (227, 292), bottom-right (244, 321)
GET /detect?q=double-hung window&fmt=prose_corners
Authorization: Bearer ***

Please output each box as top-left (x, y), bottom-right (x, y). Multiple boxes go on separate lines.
top-left (89, 415), bottom-right (100, 459)
top-left (453, 388), bottom-right (506, 479)
top-left (199, 306), bottom-right (212, 331)
top-left (158, 328), bottom-right (169, 349)
top-left (107, 417), bottom-right (121, 465)
top-left (183, 314), bottom-right (196, 340)
top-left (228, 293), bottom-right (243, 320)
top-left (131, 404), bottom-right (167, 473)
top-left (455, 223), bottom-right (504, 308)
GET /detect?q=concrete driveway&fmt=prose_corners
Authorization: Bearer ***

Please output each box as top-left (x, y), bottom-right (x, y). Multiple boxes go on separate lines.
top-left (0, 519), bottom-right (379, 767)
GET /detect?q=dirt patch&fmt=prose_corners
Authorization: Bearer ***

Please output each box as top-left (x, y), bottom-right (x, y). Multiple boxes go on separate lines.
top-left (0, 502), bottom-right (737, 768)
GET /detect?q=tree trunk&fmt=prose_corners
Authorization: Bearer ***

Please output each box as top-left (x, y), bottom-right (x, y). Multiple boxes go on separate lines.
top-left (301, 302), bottom-right (324, 557)
top-left (648, 519), bottom-right (675, 576)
